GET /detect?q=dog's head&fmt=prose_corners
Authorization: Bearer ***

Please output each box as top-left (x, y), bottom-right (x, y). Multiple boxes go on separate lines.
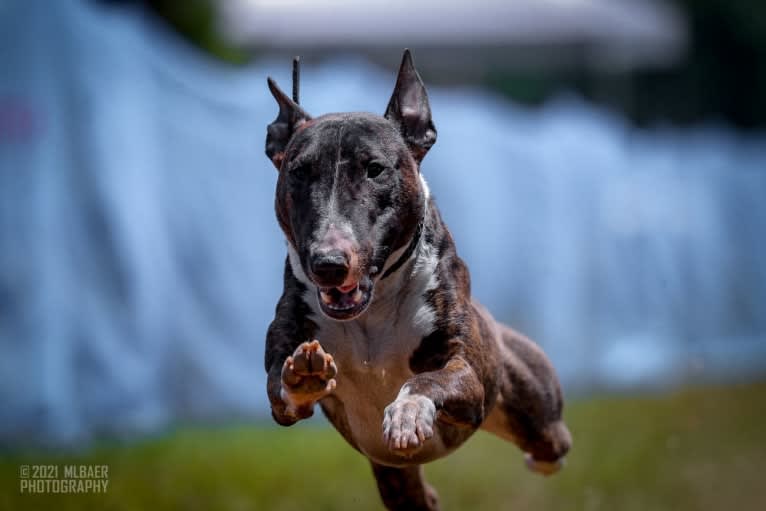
top-left (265, 50), bottom-right (436, 321)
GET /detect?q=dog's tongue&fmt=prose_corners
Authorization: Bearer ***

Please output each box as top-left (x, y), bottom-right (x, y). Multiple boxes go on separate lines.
top-left (337, 283), bottom-right (357, 293)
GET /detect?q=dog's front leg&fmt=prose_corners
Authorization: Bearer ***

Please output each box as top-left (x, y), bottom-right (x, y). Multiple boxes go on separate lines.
top-left (265, 264), bottom-right (338, 426)
top-left (383, 356), bottom-right (484, 456)
top-left (267, 335), bottom-right (338, 426)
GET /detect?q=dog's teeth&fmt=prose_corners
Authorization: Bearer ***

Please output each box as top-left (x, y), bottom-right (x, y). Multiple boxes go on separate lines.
top-left (320, 291), bottom-right (333, 304)
top-left (352, 288), bottom-right (363, 302)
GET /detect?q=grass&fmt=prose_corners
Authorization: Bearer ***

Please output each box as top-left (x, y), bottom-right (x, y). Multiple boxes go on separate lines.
top-left (1, 382), bottom-right (764, 510)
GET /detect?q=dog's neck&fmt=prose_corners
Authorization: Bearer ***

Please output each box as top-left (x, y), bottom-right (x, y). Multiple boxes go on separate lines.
top-left (356, 172), bottom-right (434, 311)
top-left (378, 172), bottom-right (430, 278)
top-left (380, 220), bottom-right (423, 281)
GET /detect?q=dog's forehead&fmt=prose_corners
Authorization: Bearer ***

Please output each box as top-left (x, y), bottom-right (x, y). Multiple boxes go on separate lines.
top-left (289, 112), bottom-right (403, 157)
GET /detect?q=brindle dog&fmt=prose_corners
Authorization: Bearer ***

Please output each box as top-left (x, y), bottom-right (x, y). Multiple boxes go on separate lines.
top-left (264, 50), bottom-right (571, 510)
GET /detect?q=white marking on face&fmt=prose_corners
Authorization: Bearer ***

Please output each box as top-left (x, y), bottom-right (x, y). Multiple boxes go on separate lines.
top-left (287, 243), bottom-right (313, 288)
top-left (314, 132), bottom-right (355, 256)
top-left (287, 242), bottom-right (324, 315)
top-left (324, 127), bottom-right (346, 223)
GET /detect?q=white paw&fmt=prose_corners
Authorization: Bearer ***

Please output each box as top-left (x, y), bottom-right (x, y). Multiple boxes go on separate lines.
top-left (382, 391), bottom-right (436, 456)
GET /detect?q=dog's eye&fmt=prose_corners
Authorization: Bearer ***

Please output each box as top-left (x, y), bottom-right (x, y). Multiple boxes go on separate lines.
top-left (367, 162), bottom-right (385, 179)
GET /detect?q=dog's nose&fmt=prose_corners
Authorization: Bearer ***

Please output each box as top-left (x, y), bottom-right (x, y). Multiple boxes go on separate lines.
top-left (310, 250), bottom-right (350, 287)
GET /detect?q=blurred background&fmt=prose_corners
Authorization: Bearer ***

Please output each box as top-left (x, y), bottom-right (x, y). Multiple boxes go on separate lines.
top-left (1, 0), bottom-right (764, 509)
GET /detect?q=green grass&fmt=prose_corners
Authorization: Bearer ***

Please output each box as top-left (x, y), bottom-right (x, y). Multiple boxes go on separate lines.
top-left (1, 382), bottom-right (765, 510)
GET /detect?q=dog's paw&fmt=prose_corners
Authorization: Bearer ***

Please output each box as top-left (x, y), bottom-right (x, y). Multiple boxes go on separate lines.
top-left (525, 421), bottom-right (570, 476)
top-left (524, 453), bottom-right (565, 476)
top-left (280, 340), bottom-right (337, 413)
top-left (382, 392), bottom-right (436, 457)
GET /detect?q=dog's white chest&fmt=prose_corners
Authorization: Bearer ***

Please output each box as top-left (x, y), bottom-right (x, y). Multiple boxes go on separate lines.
top-left (316, 308), bottom-right (423, 394)
top-left (314, 304), bottom-right (431, 460)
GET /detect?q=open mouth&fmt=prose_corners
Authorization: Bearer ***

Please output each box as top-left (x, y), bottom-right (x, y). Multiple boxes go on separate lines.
top-left (317, 278), bottom-right (372, 320)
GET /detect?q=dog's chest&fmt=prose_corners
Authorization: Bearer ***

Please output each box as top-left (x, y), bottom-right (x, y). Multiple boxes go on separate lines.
top-left (314, 294), bottom-right (434, 460)
top-left (313, 286), bottom-right (433, 404)
top-left (321, 320), bottom-right (411, 382)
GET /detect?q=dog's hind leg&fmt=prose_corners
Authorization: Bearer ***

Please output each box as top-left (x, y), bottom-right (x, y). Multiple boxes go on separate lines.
top-left (371, 463), bottom-right (440, 511)
top-left (480, 326), bottom-right (572, 475)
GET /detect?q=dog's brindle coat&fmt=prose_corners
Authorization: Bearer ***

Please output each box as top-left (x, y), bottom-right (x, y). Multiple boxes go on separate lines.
top-left (264, 50), bottom-right (571, 510)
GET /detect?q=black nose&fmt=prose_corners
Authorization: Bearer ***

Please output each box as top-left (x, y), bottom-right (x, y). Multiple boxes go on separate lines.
top-left (310, 250), bottom-right (350, 287)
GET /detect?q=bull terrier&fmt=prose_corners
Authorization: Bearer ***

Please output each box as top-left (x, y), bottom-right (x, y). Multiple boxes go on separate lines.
top-left (263, 50), bottom-right (571, 510)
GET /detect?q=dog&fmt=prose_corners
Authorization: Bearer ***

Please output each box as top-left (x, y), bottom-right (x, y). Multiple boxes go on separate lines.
top-left (263, 50), bottom-right (571, 510)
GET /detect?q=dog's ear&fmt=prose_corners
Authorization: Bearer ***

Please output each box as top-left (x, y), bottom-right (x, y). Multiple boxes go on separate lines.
top-left (384, 49), bottom-right (437, 163)
top-left (266, 77), bottom-right (311, 170)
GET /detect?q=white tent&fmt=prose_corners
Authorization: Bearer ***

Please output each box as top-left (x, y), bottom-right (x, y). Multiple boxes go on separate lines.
top-left (221, 0), bottom-right (687, 70)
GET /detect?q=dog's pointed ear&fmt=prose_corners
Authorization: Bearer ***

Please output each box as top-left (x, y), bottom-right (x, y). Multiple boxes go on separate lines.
top-left (266, 77), bottom-right (311, 170)
top-left (384, 49), bottom-right (437, 163)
